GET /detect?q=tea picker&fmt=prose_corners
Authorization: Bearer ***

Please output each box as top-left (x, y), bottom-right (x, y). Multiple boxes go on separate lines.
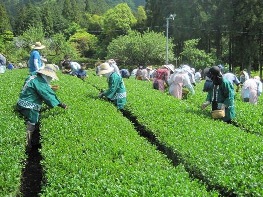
top-left (201, 66), bottom-right (236, 123)
top-left (16, 65), bottom-right (67, 148)
top-left (97, 62), bottom-right (127, 110)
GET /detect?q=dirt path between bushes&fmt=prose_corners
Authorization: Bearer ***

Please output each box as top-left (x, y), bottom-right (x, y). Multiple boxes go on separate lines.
top-left (20, 127), bottom-right (44, 197)
top-left (18, 106), bottom-right (235, 197)
top-left (120, 109), bottom-right (236, 197)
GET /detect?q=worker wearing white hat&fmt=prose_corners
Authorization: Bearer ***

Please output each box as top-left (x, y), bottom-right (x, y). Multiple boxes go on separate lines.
top-left (98, 62), bottom-right (127, 110)
top-left (17, 64), bottom-right (67, 148)
top-left (28, 41), bottom-right (46, 73)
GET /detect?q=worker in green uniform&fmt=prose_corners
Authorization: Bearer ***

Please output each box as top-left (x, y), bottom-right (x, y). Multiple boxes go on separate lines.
top-left (98, 62), bottom-right (127, 110)
top-left (17, 64), bottom-right (67, 148)
top-left (201, 66), bottom-right (235, 123)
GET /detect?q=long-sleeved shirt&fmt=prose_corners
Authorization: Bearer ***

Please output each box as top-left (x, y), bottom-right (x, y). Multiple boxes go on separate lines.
top-left (241, 78), bottom-right (262, 104)
top-left (28, 50), bottom-right (43, 73)
top-left (17, 74), bottom-right (61, 111)
top-left (168, 72), bottom-right (194, 99)
top-left (102, 72), bottom-right (127, 109)
top-left (223, 72), bottom-right (240, 86)
top-left (206, 78), bottom-right (235, 122)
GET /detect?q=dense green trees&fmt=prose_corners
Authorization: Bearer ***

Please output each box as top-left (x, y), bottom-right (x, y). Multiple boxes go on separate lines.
top-left (0, 3), bottom-right (11, 33)
top-left (102, 3), bottom-right (137, 41)
top-left (0, 0), bottom-right (263, 77)
top-left (146, 0), bottom-right (263, 75)
top-left (0, 0), bottom-right (148, 66)
top-left (69, 29), bottom-right (98, 58)
top-left (180, 39), bottom-right (215, 69)
top-left (106, 30), bottom-right (174, 66)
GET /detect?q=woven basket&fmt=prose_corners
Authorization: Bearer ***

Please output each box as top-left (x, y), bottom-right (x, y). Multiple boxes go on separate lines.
top-left (211, 109), bottom-right (225, 119)
top-left (182, 89), bottom-right (189, 94)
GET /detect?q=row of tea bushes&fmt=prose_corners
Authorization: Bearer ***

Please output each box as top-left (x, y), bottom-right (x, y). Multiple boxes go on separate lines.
top-left (2, 68), bottom-right (262, 196)
top-left (39, 73), bottom-right (219, 196)
top-left (234, 100), bottom-right (263, 135)
top-left (0, 69), bottom-right (28, 196)
top-left (187, 80), bottom-right (263, 135)
top-left (88, 74), bottom-right (263, 196)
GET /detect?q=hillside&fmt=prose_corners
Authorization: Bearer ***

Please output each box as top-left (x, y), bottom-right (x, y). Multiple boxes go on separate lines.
top-left (2, 0), bottom-right (146, 15)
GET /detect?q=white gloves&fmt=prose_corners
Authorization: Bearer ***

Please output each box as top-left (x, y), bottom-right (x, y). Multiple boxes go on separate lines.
top-left (221, 104), bottom-right (226, 110)
top-left (201, 101), bottom-right (210, 110)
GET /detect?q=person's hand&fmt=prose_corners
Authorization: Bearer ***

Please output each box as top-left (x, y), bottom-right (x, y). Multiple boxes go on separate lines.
top-left (59, 103), bottom-right (67, 109)
top-left (98, 93), bottom-right (103, 98)
top-left (236, 85), bottom-right (240, 92)
top-left (201, 101), bottom-right (210, 110)
top-left (221, 104), bottom-right (226, 110)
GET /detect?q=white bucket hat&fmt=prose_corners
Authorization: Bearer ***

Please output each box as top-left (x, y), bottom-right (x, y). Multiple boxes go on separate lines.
top-left (98, 63), bottom-right (114, 75)
top-left (31, 42), bottom-right (46, 50)
top-left (146, 66), bottom-right (153, 70)
top-left (164, 64), bottom-right (174, 72)
top-left (174, 68), bottom-right (186, 74)
top-left (37, 64), bottom-right (58, 80)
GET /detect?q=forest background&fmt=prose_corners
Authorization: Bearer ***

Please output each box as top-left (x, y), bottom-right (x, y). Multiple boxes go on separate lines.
top-left (0, 0), bottom-right (263, 77)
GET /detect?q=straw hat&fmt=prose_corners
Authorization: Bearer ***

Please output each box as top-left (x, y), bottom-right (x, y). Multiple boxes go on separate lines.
top-left (31, 42), bottom-right (45, 50)
top-left (164, 64), bottom-right (174, 72)
top-left (98, 63), bottom-right (114, 75)
top-left (37, 65), bottom-right (58, 80)
top-left (146, 66), bottom-right (152, 70)
top-left (45, 64), bottom-right (59, 72)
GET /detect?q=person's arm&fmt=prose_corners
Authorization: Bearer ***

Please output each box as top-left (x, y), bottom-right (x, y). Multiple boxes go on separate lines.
top-left (164, 70), bottom-right (170, 86)
top-left (34, 59), bottom-right (39, 70)
top-left (101, 74), bottom-right (120, 99)
top-left (35, 79), bottom-right (67, 109)
top-left (0, 54), bottom-right (6, 65)
top-left (257, 81), bottom-right (262, 96)
top-left (233, 75), bottom-right (240, 92)
top-left (183, 75), bottom-right (195, 94)
top-left (143, 69), bottom-right (150, 81)
top-left (32, 51), bottom-right (41, 70)
top-left (41, 56), bottom-right (47, 63)
top-left (58, 103), bottom-right (67, 109)
top-left (201, 89), bottom-right (212, 110)
top-left (201, 101), bottom-right (210, 110)
top-left (222, 80), bottom-right (235, 108)
top-left (167, 73), bottom-right (175, 85)
top-left (236, 84), bottom-right (240, 92)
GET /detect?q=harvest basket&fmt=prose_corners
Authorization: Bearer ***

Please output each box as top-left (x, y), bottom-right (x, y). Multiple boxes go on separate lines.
top-left (51, 85), bottom-right (60, 91)
top-left (182, 88), bottom-right (189, 99)
top-left (182, 89), bottom-right (189, 94)
top-left (211, 109), bottom-right (225, 119)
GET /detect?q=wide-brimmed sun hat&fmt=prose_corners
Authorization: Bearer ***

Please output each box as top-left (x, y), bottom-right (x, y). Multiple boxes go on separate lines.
top-left (37, 65), bottom-right (58, 80)
top-left (164, 64), bottom-right (174, 72)
top-left (146, 66), bottom-right (152, 70)
top-left (45, 64), bottom-right (59, 72)
top-left (98, 62), bottom-right (114, 75)
top-left (174, 68), bottom-right (186, 74)
top-left (31, 42), bottom-right (46, 50)
top-left (181, 64), bottom-right (192, 72)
